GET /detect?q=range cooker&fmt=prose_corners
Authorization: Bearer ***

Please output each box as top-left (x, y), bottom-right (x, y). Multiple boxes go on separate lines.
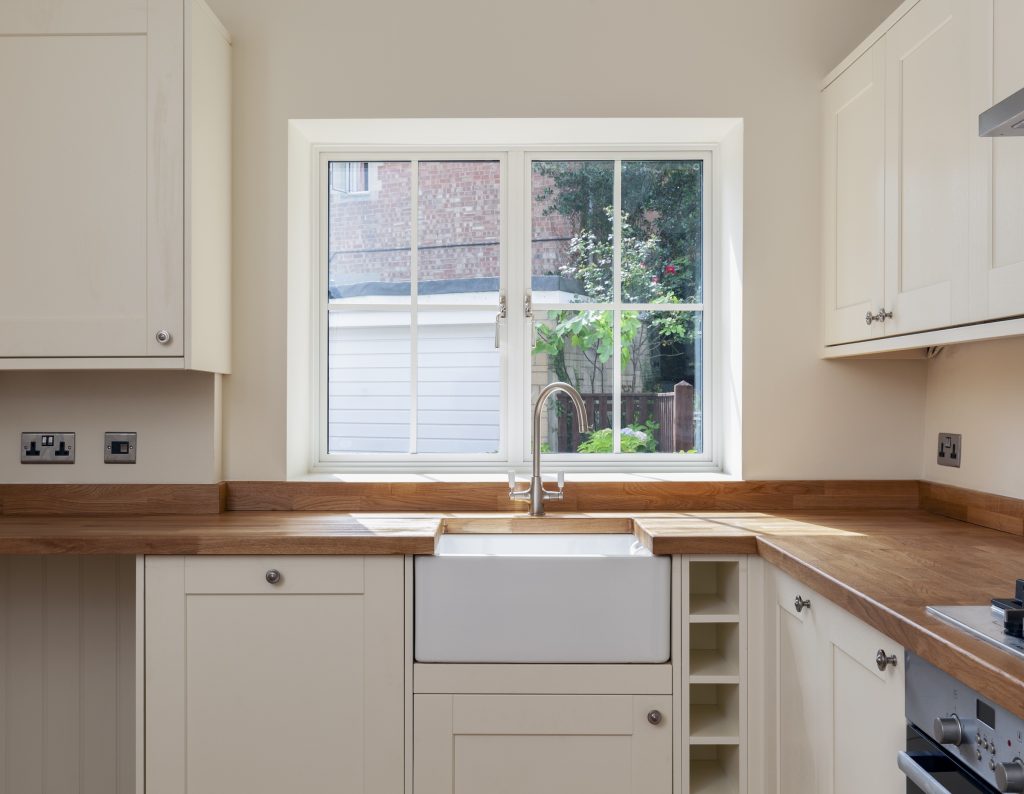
top-left (902, 582), bottom-right (1024, 792)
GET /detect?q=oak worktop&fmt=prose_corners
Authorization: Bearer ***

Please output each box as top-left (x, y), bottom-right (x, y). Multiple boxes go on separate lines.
top-left (3, 507), bottom-right (1024, 716)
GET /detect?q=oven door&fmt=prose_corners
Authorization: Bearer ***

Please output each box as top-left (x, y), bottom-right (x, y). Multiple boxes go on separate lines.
top-left (900, 725), bottom-right (998, 794)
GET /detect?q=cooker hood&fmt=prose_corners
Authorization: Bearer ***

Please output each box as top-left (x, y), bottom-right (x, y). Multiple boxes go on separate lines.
top-left (980, 85), bottom-right (1024, 136)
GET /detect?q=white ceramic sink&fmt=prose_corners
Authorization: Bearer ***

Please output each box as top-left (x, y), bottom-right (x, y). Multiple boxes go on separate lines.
top-left (414, 534), bottom-right (671, 663)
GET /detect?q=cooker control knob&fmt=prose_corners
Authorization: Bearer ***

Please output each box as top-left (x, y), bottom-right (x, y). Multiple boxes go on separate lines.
top-left (996, 759), bottom-right (1024, 793)
top-left (933, 715), bottom-right (964, 746)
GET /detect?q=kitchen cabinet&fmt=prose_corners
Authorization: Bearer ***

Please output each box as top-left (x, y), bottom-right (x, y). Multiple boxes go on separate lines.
top-left (882, 0), bottom-right (982, 337)
top-left (822, 41), bottom-right (886, 346)
top-left (977, 0), bottom-right (1024, 321)
top-left (414, 693), bottom-right (672, 794)
top-left (145, 556), bottom-right (404, 794)
top-left (0, 0), bottom-right (231, 371)
top-left (765, 566), bottom-right (904, 794)
top-left (821, 0), bottom-right (1013, 353)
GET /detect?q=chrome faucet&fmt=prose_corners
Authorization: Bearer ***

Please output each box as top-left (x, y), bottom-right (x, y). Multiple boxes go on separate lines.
top-left (509, 381), bottom-right (591, 516)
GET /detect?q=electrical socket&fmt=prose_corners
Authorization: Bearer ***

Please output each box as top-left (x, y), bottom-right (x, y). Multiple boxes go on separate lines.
top-left (104, 431), bottom-right (137, 464)
top-left (937, 432), bottom-right (962, 468)
top-left (21, 432), bottom-right (75, 464)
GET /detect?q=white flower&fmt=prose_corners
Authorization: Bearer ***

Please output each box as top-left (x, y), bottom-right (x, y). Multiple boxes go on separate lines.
top-left (621, 428), bottom-right (648, 442)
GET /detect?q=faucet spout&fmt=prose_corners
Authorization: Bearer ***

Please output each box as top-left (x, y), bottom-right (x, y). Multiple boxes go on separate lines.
top-left (509, 381), bottom-right (591, 516)
top-left (531, 382), bottom-right (590, 481)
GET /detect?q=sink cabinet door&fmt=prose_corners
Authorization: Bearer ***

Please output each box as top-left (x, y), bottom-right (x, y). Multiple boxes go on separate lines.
top-left (145, 556), bottom-right (404, 794)
top-left (414, 694), bottom-right (672, 794)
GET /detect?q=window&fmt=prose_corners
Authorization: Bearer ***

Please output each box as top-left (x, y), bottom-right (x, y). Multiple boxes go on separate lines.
top-left (317, 142), bottom-right (715, 471)
top-left (330, 161), bottom-right (374, 195)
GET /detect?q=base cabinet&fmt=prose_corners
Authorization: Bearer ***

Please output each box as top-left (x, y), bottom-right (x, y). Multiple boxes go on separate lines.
top-left (145, 556), bottom-right (404, 794)
top-left (766, 566), bottom-right (904, 794)
top-left (414, 693), bottom-right (672, 794)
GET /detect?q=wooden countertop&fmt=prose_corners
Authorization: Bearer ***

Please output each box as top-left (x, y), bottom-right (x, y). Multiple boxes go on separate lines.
top-left (4, 507), bottom-right (1024, 716)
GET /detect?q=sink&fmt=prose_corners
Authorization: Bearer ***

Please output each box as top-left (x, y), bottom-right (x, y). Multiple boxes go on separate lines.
top-left (414, 533), bottom-right (671, 663)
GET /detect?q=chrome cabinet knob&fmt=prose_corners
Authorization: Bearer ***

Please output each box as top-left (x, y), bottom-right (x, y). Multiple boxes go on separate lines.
top-left (996, 759), bottom-right (1024, 792)
top-left (876, 649), bottom-right (898, 670)
top-left (794, 595), bottom-right (811, 613)
top-left (933, 715), bottom-right (964, 746)
top-left (265, 569), bottom-right (282, 585)
top-left (155, 329), bottom-right (173, 344)
top-left (647, 710), bottom-right (663, 726)
top-left (865, 308), bottom-right (894, 326)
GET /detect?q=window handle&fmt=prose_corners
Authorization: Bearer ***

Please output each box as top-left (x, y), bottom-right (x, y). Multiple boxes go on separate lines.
top-left (495, 293), bottom-right (507, 348)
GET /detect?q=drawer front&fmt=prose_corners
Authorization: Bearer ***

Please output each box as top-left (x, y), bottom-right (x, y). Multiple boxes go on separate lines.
top-left (184, 556), bottom-right (364, 595)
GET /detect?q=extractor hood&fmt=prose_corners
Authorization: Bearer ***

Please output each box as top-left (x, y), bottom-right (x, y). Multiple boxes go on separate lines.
top-left (980, 86), bottom-right (1024, 136)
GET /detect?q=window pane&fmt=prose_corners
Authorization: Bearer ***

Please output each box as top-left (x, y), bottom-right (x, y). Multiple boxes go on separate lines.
top-left (417, 310), bottom-right (501, 454)
top-left (328, 161), bottom-right (411, 305)
top-left (621, 160), bottom-right (703, 304)
top-left (530, 310), bottom-right (615, 453)
top-left (620, 310), bottom-right (703, 454)
top-left (418, 161), bottom-right (500, 306)
top-left (328, 311), bottom-right (411, 454)
top-left (531, 161), bottom-right (614, 304)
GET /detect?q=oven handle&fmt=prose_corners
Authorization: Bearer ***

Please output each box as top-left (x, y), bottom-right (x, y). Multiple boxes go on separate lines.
top-left (898, 751), bottom-right (955, 794)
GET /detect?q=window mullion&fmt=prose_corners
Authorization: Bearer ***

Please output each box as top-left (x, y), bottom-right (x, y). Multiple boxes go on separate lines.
top-left (409, 159), bottom-right (419, 455)
top-left (506, 149), bottom-right (527, 468)
top-left (612, 159), bottom-right (622, 454)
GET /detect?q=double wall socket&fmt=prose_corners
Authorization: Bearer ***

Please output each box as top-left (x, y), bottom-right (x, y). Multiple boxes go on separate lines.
top-left (937, 433), bottom-right (962, 468)
top-left (21, 432), bottom-right (75, 464)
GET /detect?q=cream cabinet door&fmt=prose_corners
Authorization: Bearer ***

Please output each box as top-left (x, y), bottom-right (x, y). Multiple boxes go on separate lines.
top-left (414, 694), bottom-right (672, 794)
top-left (818, 599), bottom-right (905, 794)
top-left (980, 0), bottom-right (1024, 321)
top-left (822, 42), bottom-right (886, 345)
top-left (883, 0), bottom-right (988, 336)
top-left (0, 0), bottom-right (183, 358)
top-left (145, 556), bottom-right (404, 794)
top-left (768, 568), bottom-right (825, 794)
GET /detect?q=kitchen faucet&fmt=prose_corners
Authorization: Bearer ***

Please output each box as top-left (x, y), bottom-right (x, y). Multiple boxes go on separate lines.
top-left (509, 381), bottom-right (591, 516)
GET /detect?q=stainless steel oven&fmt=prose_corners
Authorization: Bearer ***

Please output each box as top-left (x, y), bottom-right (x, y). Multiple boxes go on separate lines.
top-left (903, 653), bottom-right (1023, 794)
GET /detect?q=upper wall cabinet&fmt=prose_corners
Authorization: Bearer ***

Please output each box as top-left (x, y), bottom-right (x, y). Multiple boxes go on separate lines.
top-left (821, 0), bottom-right (1024, 355)
top-left (822, 41), bottom-right (886, 345)
top-left (0, 0), bottom-right (231, 372)
top-left (977, 0), bottom-right (1024, 321)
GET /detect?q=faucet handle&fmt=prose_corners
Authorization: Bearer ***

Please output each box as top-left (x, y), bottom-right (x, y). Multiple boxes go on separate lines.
top-left (508, 470), bottom-right (517, 492)
top-left (557, 471), bottom-right (564, 491)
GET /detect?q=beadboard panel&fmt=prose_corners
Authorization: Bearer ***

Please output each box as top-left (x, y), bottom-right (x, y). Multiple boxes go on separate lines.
top-left (0, 556), bottom-right (136, 794)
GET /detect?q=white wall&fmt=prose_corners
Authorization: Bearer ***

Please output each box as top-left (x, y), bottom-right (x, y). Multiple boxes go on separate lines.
top-left (1, 0), bottom-right (929, 484)
top-left (214, 0), bottom-right (922, 480)
top-left (921, 337), bottom-right (1024, 499)
top-left (0, 372), bottom-right (220, 483)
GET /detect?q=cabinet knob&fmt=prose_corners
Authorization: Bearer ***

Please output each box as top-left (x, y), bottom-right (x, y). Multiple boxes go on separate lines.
top-left (155, 329), bottom-right (173, 345)
top-left (794, 595), bottom-right (811, 613)
top-left (865, 309), bottom-right (894, 326)
top-left (647, 710), bottom-right (663, 726)
top-left (875, 649), bottom-right (898, 671)
top-left (265, 569), bottom-right (282, 585)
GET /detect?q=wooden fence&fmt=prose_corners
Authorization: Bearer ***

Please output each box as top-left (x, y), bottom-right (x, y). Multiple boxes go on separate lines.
top-left (555, 381), bottom-right (695, 453)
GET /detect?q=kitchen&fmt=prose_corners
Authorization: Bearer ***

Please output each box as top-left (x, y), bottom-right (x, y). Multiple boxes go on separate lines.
top-left (1, 0), bottom-right (1023, 792)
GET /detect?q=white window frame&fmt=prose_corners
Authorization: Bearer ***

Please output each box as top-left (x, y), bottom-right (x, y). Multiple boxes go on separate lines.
top-left (306, 123), bottom-right (729, 476)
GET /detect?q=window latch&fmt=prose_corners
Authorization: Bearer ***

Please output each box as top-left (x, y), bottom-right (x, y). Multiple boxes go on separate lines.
top-left (524, 293), bottom-right (533, 319)
top-left (495, 292), bottom-right (507, 348)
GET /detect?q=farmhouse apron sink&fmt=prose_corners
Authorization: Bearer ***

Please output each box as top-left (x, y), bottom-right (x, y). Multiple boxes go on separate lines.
top-left (414, 533), bottom-right (671, 663)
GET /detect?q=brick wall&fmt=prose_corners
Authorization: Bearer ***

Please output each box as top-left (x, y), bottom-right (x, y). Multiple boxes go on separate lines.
top-left (328, 160), bottom-right (574, 289)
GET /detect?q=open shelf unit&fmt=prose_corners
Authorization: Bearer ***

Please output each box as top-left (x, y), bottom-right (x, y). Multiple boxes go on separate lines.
top-left (685, 557), bottom-right (745, 794)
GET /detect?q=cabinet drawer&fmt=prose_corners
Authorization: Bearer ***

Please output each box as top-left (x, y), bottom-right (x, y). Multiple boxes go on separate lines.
top-left (183, 556), bottom-right (364, 594)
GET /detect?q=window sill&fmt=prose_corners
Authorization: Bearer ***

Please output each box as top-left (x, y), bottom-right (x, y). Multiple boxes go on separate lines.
top-left (293, 471), bottom-right (739, 484)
